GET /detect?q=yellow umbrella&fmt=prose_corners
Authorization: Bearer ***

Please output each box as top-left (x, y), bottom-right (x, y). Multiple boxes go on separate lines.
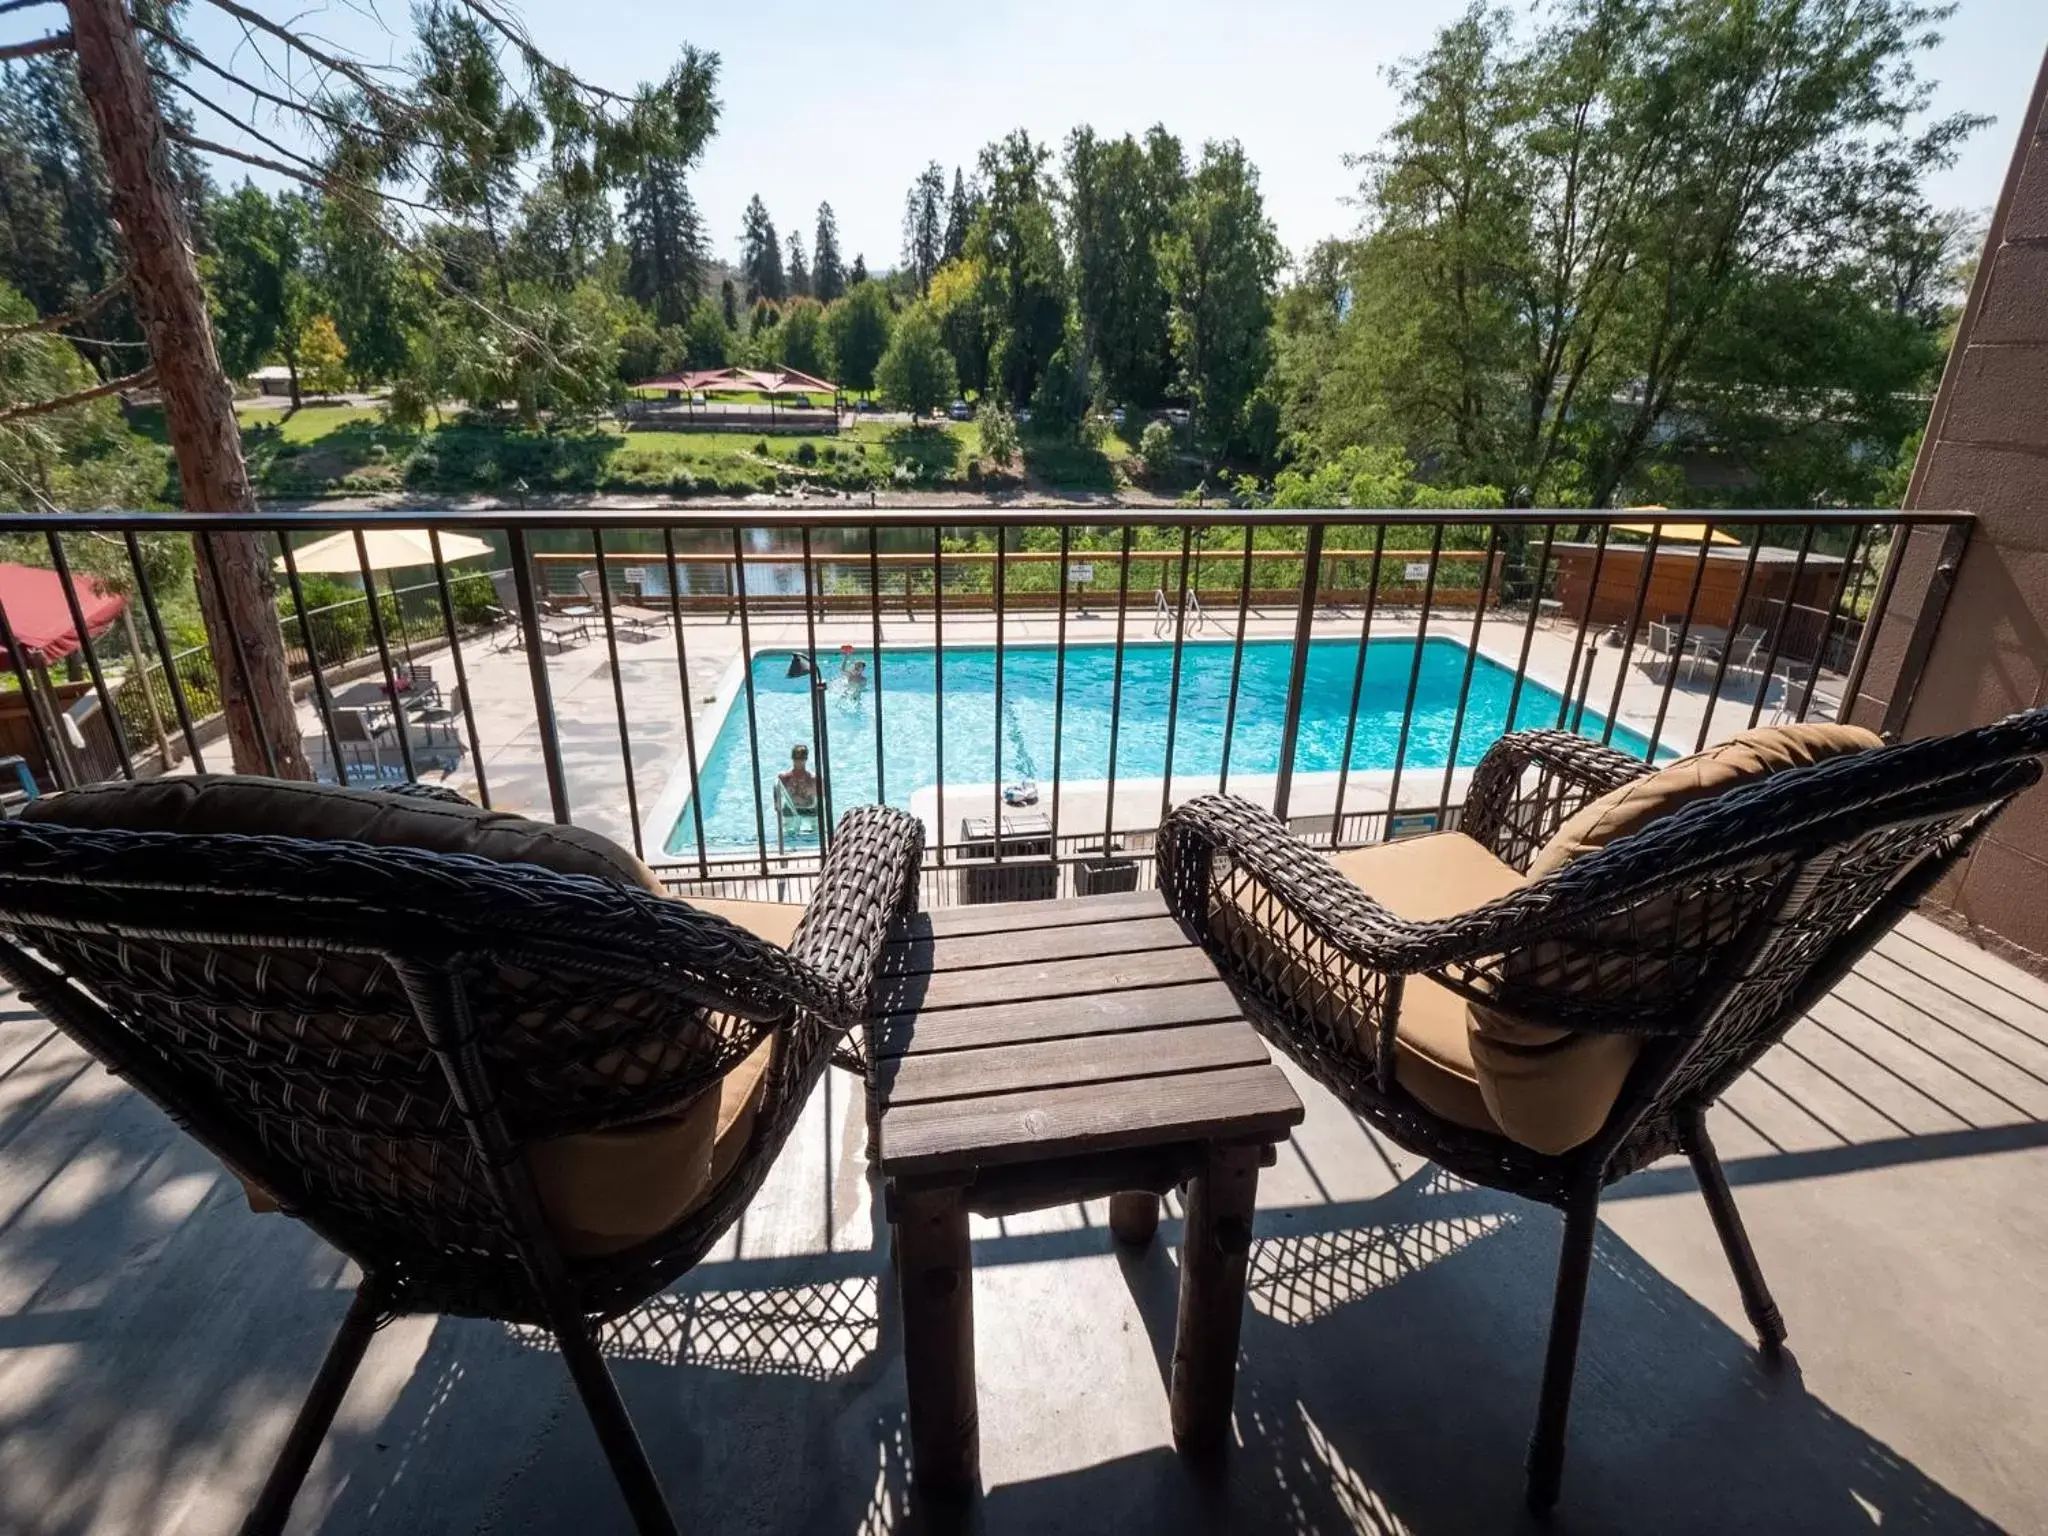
top-left (1610, 520), bottom-right (1740, 546)
top-left (276, 527), bottom-right (495, 574)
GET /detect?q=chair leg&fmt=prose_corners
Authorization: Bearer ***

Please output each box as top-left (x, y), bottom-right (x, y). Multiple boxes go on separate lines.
top-left (554, 1316), bottom-right (680, 1536)
top-left (1681, 1113), bottom-right (1788, 1353)
top-left (240, 1285), bottom-right (383, 1536)
top-left (1526, 1186), bottom-right (1599, 1514)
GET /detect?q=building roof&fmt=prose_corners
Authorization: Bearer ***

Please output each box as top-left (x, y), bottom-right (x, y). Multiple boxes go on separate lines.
top-left (631, 366), bottom-right (837, 395)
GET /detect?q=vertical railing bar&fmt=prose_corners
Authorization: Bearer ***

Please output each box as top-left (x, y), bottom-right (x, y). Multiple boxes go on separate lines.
top-left (1437, 524), bottom-right (1502, 825)
top-left (1554, 524), bottom-right (1612, 730)
top-left (931, 526), bottom-right (947, 868)
top-left (123, 530), bottom-right (205, 772)
top-left (868, 524), bottom-right (886, 807)
top-left (1693, 527), bottom-right (1767, 754)
top-left (1746, 522), bottom-right (1818, 731)
top-left (275, 532), bottom-right (345, 781)
top-left (1100, 525), bottom-right (1135, 858)
top-left (192, 533), bottom-right (279, 778)
top-left (1644, 525), bottom-right (1717, 760)
top-left (1271, 524), bottom-right (1327, 824)
top-left (1381, 522), bottom-right (1445, 838)
top-left (1218, 525), bottom-right (1254, 796)
top-left (1157, 525), bottom-right (1194, 830)
top-left (424, 529), bottom-right (490, 809)
top-left (1839, 518), bottom-right (1908, 726)
top-left (505, 529), bottom-right (570, 823)
top-left (1796, 520), bottom-right (1868, 723)
top-left (799, 527), bottom-right (833, 851)
top-left (661, 527), bottom-right (709, 877)
top-left (590, 530), bottom-right (644, 860)
top-left (990, 528), bottom-right (1009, 864)
top-left (1595, 523), bottom-right (1662, 744)
top-left (1050, 525), bottom-right (1071, 845)
top-left (43, 531), bottom-right (134, 779)
top-left (1500, 524), bottom-right (1557, 735)
top-left (350, 528), bottom-right (416, 782)
top-left (728, 529), bottom-right (770, 875)
top-left (0, 578), bottom-right (65, 787)
top-left (1332, 525), bottom-right (1388, 844)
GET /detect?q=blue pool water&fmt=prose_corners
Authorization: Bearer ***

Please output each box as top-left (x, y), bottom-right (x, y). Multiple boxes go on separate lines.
top-left (668, 636), bottom-right (1666, 855)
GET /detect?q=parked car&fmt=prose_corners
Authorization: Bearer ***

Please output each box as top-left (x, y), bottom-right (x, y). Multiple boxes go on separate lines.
top-left (948, 399), bottom-right (972, 421)
top-left (1111, 406), bottom-right (1127, 426)
top-left (854, 397), bottom-right (879, 413)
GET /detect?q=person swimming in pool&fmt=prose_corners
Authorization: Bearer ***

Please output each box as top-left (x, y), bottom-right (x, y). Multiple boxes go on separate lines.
top-left (775, 744), bottom-right (819, 819)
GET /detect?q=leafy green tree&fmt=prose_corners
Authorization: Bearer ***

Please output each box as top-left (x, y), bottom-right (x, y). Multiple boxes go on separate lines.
top-left (411, 2), bottom-right (543, 302)
top-left (977, 400), bottom-right (1018, 465)
top-left (972, 130), bottom-right (1068, 406)
top-left (929, 256), bottom-right (992, 397)
top-left (827, 280), bottom-right (893, 392)
top-left (776, 297), bottom-right (831, 377)
top-left (739, 194), bottom-right (786, 302)
top-left (682, 296), bottom-right (731, 367)
top-left (511, 169), bottom-right (614, 290)
top-left (617, 323), bottom-right (665, 382)
top-left (876, 303), bottom-right (958, 416)
top-left (308, 198), bottom-right (417, 386)
top-left (903, 161), bottom-right (946, 294)
top-left (296, 314), bottom-right (350, 395)
top-left (1065, 126), bottom-right (1184, 407)
top-left (813, 203), bottom-right (846, 302)
top-left (1160, 140), bottom-right (1280, 460)
top-left (207, 183), bottom-right (312, 404)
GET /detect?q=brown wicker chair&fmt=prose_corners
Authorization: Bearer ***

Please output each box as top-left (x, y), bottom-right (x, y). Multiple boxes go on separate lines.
top-left (1157, 709), bottom-right (2048, 1511)
top-left (0, 785), bottom-right (924, 1536)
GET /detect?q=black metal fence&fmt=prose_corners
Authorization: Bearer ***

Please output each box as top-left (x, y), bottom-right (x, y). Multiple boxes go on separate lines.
top-left (0, 507), bottom-right (1967, 906)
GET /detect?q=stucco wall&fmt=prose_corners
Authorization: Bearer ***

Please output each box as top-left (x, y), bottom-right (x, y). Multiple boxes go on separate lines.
top-left (1854, 50), bottom-right (2048, 974)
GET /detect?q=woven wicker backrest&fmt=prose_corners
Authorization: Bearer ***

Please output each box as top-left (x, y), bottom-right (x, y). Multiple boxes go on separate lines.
top-left (1445, 710), bottom-right (2048, 1146)
top-left (0, 821), bottom-right (825, 1273)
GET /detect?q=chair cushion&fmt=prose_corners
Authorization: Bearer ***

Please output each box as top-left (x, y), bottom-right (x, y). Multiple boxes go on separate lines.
top-left (1329, 833), bottom-right (1523, 1134)
top-left (1469, 722), bottom-right (1885, 1154)
top-left (22, 779), bottom-right (801, 1254)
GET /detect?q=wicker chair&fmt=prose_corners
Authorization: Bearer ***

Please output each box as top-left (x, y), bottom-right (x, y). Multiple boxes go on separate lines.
top-left (0, 785), bottom-right (924, 1536)
top-left (1157, 710), bottom-right (2048, 1511)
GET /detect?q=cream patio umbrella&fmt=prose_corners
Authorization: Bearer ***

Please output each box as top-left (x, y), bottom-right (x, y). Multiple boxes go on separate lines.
top-left (275, 527), bottom-right (494, 574)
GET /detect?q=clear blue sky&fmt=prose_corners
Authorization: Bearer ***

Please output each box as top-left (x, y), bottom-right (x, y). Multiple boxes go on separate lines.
top-left (138, 0), bottom-right (2048, 269)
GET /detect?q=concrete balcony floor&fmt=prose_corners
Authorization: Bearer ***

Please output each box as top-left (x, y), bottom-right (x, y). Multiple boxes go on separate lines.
top-left (2, 911), bottom-right (2045, 1533)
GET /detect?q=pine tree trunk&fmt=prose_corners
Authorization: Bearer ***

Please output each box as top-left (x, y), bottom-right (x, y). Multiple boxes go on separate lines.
top-left (65, 0), bottom-right (309, 780)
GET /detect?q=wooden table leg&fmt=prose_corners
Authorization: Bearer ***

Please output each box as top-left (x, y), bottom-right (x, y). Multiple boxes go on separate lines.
top-left (1169, 1142), bottom-right (1262, 1456)
top-left (893, 1185), bottom-right (978, 1498)
top-left (1109, 1190), bottom-right (1161, 1246)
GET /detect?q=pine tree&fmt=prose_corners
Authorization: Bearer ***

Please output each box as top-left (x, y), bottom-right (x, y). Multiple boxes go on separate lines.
top-left (738, 194), bottom-right (785, 303)
top-left (901, 161), bottom-right (944, 294)
top-left (850, 252), bottom-right (869, 286)
top-left (943, 166), bottom-right (975, 263)
top-left (623, 152), bottom-right (706, 326)
top-left (721, 275), bottom-right (739, 330)
top-left (785, 229), bottom-right (810, 297)
top-left (812, 202), bottom-right (846, 302)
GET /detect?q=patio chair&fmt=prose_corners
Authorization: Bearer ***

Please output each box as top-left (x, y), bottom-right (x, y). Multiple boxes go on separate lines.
top-left (1157, 709), bottom-right (2048, 1510)
top-left (579, 568), bottom-right (673, 640)
top-left (329, 705), bottom-right (408, 784)
top-left (0, 778), bottom-right (923, 1534)
top-left (1686, 621), bottom-right (1768, 683)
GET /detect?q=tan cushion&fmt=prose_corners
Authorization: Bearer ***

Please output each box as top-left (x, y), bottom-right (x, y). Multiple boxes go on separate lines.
top-left (1469, 722), bottom-right (1885, 1154)
top-left (23, 778), bottom-right (804, 1251)
top-left (1329, 834), bottom-right (1523, 1134)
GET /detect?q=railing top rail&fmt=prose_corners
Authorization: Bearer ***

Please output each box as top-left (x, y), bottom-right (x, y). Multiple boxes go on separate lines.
top-left (0, 506), bottom-right (1970, 534)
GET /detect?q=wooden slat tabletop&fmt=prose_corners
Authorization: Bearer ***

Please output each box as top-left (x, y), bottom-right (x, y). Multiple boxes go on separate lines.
top-left (872, 893), bottom-right (1303, 1181)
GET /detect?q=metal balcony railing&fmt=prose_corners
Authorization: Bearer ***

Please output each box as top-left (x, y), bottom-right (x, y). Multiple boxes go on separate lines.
top-left (0, 506), bottom-right (1970, 906)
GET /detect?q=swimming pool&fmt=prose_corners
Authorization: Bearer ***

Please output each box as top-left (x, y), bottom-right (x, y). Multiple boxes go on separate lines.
top-left (666, 636), bottom-right (1665, 855)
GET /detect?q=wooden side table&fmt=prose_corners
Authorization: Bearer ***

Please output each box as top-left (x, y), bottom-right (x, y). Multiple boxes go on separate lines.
top-left (869, 889), bottom-right (1304, 1499)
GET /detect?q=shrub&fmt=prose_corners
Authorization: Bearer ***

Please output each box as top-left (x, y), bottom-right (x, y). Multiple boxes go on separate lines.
top-left (754, 439), bottom-right (770, 457)
top-left (976, 402), bottom-right (1018, 466)
top-left (821, 443), bottom-right (839, 463)
top-left (795, 441), bottom-right (818, 466)
top-left (668, 468), bottom-right (696, 495)
top-left (1138, 419), bottom-right (1176, 478)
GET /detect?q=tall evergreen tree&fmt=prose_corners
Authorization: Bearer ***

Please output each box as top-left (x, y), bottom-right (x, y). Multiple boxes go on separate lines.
top-left (721, 275), bottom-right (739, 330)
top-left (738, 193), bottom-right (785, 302)
top-left (902, 161), bottom-right (945, 294)
top-left (1065, 125), bottom-right (1184, 406)
top-left (850, 252), bottom-right (869, 286)
top-left (621, 72), bottom-right (718, 325)
top-left (942, 167), bottom-right (975, 264)
top-left (785, 229), bottom-right (810, 298)
top-left (812, 202), bottom-right (846, 302)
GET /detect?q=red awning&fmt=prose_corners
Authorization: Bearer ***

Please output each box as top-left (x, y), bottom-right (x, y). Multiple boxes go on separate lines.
top-left (0, 562), bottom-right (127, 668)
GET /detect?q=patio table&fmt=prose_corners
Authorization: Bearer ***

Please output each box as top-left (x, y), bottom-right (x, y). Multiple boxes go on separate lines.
top-left (869, 889), bottom-right (1304, 1499)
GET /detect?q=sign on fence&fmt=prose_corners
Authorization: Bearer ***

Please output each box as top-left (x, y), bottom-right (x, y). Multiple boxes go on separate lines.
top-left (1070, 563), bottom-right (1095, 584)
top-left (1403, 562), bottom-right (1431, 583)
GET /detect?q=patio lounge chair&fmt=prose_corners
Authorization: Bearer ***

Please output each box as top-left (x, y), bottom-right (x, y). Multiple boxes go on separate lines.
top-left (0, 779), bottom-right (924, 1534)
top-left (1157, 709), bottom-right (2048, 1510)
top-left (579, 568), bottom-right (673, 641)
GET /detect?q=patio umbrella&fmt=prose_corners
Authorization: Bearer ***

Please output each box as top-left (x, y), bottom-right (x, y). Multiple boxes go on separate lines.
top-left (275, 527), bottom-right (494, 574)
top-left (1610, 520), bottom-right (1740, 545)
